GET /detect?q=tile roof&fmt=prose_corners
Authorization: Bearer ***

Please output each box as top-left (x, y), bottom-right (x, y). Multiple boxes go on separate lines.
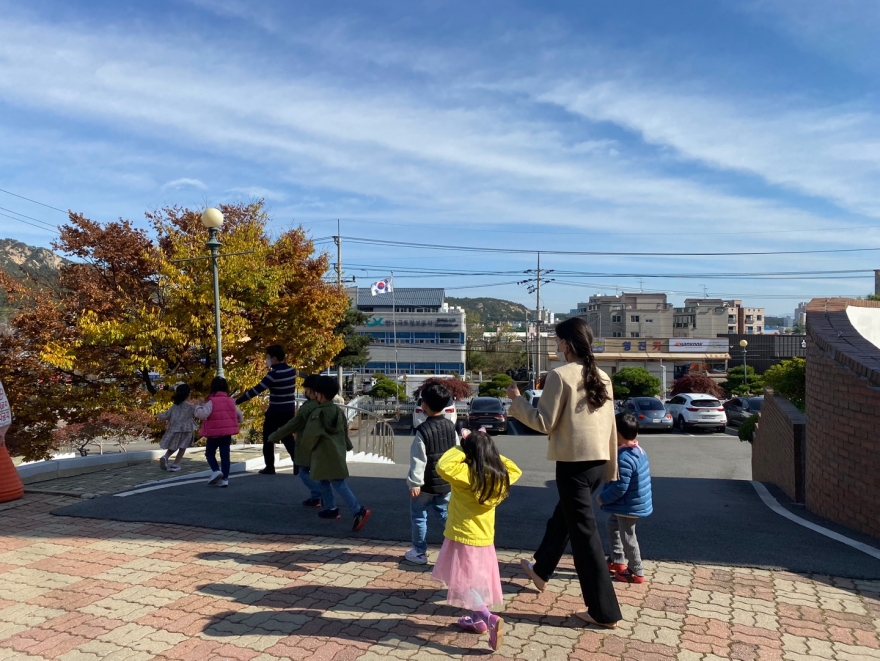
top-left (356, 288), bottom-right (445, 308)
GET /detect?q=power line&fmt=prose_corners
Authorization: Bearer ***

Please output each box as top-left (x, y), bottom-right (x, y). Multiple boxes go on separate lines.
top-left (0, 211), bottom-right (59, 234)
top-left (341, 235), bottom-right (880, 258)
top-left (0, 188), bottom-right (68, 214)
top-left (0, 206), bottom-right (58, 230)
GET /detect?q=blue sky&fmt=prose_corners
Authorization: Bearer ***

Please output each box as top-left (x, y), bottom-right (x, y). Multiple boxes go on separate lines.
top-left (1, 0), bottom-right (880, 316)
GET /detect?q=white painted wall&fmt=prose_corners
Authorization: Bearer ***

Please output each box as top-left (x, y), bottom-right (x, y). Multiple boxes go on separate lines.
top-left (846, 306), bottom-right (880, 351)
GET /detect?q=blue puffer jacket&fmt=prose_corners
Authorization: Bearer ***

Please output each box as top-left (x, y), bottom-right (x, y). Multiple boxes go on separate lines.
top-left (599, 445), bottom-right (653, 517)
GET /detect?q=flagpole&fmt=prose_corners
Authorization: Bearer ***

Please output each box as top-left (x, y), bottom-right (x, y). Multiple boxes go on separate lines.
top-left (391, 271), bottom-right (399, 378)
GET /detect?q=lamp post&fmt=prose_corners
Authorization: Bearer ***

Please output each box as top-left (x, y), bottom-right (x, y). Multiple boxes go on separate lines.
top-left (201, 208), bottom-right (225, 379)
top-left (739, 339), bottom-right (748, 391)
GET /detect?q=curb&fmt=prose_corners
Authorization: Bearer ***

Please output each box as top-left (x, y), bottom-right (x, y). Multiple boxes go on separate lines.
top-left (127, 454), bottom-right (286, 490)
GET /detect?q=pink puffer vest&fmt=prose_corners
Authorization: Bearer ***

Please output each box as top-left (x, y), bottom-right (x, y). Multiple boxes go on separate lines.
top-left (200, 393), bottom-right (240, 437)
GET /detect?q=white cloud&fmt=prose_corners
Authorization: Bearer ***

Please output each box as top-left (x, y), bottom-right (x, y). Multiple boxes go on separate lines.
top-left (226, 186), bottom-right (286, 201)
top-left (161, 178), bottom-right (207, 191)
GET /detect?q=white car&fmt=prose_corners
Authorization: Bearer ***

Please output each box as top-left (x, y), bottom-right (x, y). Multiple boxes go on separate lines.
top-left (412, 398), bottom-right (458, 432)
top-left (665, 393), bottom-right (727, 433)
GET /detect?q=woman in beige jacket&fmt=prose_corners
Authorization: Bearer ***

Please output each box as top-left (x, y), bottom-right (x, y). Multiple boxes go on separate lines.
top-left (506, 317), bottom-right (622, 628)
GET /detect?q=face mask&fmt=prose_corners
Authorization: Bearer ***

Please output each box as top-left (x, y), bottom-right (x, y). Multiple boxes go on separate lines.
top-left (265, 358), bottom-right (273, 369)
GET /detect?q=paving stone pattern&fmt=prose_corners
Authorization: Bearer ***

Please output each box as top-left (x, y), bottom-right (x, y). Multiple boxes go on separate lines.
top-left (25, 451), bottom-right (262, 497)
top-left (1, 494), bottom-right (878, 660)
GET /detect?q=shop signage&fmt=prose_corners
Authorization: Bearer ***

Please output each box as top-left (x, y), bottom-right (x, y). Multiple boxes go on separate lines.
top-left (668, 339), bottom-right (729, 353)
top-left (364, 318), bottom-right (461, 328)
top-left (592, 338), bottom-right (606, 353)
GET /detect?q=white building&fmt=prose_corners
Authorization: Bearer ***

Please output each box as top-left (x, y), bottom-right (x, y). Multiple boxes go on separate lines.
top-left (352, 288), bottom-right (466, 376)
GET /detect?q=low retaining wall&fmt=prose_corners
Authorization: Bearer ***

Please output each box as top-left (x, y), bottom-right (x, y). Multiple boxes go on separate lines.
top-left (752, 391), bottom-right (805, 502)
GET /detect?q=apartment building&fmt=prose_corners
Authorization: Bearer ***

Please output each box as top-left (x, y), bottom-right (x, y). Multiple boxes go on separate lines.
top-left (672, 299), bottom-right (765, 336)
top-left (576, 293), bottom-right (674, 338)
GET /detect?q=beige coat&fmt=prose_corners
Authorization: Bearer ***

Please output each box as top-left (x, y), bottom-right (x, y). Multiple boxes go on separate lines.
top-left (508, 361), bottom-right (618, 482)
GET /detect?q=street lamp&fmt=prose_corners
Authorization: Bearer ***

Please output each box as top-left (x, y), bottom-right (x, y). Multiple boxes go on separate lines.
top-left (739, 339), bottom-right (748, 391)
top-left (201, 208), bottom-right (225, 379)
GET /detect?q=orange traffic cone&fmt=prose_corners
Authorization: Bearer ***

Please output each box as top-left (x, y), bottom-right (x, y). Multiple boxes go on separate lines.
top-left (0, 445), bottom-right (24, 503)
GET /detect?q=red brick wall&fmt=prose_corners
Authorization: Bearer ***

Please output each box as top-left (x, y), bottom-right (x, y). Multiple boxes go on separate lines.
top-left (806, 298), bottom-right (880, 540)
top-left (752, 391), bottom-right (805, 502)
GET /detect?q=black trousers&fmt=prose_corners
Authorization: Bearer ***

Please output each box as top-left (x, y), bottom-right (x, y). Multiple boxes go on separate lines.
top-left (533, 460), bottom-right (622, 624)
top-left (262, 409), bottom-right (296, 471)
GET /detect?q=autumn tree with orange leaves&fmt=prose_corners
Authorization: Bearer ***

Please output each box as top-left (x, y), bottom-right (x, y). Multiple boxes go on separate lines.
top-left (0, 202), bottom-right (348, 461)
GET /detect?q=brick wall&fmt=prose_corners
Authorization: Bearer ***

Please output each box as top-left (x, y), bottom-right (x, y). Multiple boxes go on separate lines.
top-left (805, 298), bottom-right (880, 540)
top-left (752, 391), bottom-right (805, 502)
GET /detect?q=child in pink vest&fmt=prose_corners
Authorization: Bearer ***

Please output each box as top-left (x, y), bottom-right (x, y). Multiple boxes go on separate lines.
top-left (195, 377), bottom-right (243, 488)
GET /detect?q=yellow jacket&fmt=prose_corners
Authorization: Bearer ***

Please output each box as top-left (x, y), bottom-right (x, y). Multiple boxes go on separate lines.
top-left (437, 446), bottom-right (522, 547)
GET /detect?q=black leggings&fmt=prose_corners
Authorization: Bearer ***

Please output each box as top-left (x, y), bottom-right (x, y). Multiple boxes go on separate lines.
top-left (533, 460), bottom-right (622, 624)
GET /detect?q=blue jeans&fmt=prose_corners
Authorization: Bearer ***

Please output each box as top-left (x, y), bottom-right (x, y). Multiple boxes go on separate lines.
top-left (299, 466), bottom-right (322, 500)
top-left (410, 491), bottom-right (450, 553)
top-left (319, 479), bottom-right (361, 514)
top-left (205, 436), bottom-right (232, 478)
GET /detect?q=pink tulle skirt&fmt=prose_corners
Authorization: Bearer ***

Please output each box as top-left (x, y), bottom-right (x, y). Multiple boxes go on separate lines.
top-left (432, 538), bottom-right (504, 611)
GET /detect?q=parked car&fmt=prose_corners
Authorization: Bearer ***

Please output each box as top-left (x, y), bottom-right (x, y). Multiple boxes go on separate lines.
top-left (412, 397), bottom-right (458, 432)
top-left (522, 389), bottom-right (543, 408)
top-left (665, 393), bottom-right (727, 433)
top-left (467, 397), bottom-right (508, 434)
top-left (723, 396), bottom-right (763, 427)
top-left (622, 397), bottom-right (673, 431)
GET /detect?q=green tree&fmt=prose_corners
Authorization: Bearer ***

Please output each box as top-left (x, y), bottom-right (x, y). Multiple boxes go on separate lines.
top-left (722, 365), bottom-right (764, 396)
top-left (369, 377), bottom-right (405, 400)
top-left (478, 373), bottom-right (513, 397)
top-left (763, 358), bottom-right (806, 411)
top-left (332, 305), bottom-right (372, 369)
top-left (611, 367), bottom-right (661, 399)
top-left (738, 413), bottom-right (759, 443)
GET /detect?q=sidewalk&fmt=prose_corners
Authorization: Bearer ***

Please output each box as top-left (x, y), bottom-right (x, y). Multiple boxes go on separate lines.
top-left (1, 489), bottom-right (878, 660)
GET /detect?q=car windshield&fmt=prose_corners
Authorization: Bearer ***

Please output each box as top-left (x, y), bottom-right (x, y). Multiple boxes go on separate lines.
top-left (747, 398), bottom-right (763, 411)
top-left (691, 399), bottom-right (721, 408)
top-left (471, 399), bottom-right (502, 412)
top-left (635, 398), bottom-right (665, 410)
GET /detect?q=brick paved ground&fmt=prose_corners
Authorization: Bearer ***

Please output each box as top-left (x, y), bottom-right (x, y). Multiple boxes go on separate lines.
top-left (1, 493), bottom-right (879, 660)
top-left (24, 450), bottom-right (264, 497)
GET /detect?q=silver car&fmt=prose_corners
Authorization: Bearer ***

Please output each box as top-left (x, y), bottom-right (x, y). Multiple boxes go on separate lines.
top-left (622, 397), bottom-right (673, 431)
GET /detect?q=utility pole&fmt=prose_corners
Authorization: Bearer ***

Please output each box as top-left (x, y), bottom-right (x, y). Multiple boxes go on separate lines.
top-left (333, 219), bottom-right (343, 393)
top-left (535, 252), bottom-right (541, 379)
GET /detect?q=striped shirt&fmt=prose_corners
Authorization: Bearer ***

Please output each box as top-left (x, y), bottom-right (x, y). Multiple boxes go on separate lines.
top-left (235, 363), bottom-right (298, 412)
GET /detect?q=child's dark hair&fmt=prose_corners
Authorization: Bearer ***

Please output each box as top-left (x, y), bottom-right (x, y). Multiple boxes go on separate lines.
top-left (314, 375), bottom-right (340, 400)
top-left (209, 377), bottom-right (229, 395)
top-left (421, 383), bottom-right (451, 415)
top-left (265, 344), bottom-right (285, 362)
top-left (462, 430), bottom-right (510, 504)
top-left (172, 383), bottom-right (191, 406)
top-left (302, 374), bottom-right (320, 391)
top-left (616, 411), bottom-right (639, 441)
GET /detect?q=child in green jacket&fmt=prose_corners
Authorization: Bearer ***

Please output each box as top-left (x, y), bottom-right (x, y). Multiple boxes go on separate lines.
top-left (268, 375), bottom-right (322, 507)
top-left (298, 376), bottom-right (370, 532)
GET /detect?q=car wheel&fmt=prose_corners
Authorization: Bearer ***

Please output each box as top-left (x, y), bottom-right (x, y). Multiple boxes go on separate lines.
top-left (717, 426), bottom-right (727, 434)
top-left (677, 416), bottom-right (687, 432)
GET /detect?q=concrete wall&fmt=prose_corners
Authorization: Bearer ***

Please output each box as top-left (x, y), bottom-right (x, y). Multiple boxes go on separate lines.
top-left (752, 391), bottom-right (806, 502)
top-left (805, 298), bottom-right (880, 540)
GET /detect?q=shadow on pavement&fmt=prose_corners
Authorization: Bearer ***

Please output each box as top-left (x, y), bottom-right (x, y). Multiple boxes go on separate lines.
top-left (50, 470), bottom-right (880, 579)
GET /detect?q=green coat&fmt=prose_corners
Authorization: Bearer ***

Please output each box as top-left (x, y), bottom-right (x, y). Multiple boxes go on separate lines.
top-left (268, 399), bottom-right (319, 467)
top-left (297, 402), bottom-right (353, 481)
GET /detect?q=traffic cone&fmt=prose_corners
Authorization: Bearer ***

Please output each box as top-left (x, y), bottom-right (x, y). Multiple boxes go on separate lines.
top-left (0, 445), bottom-right (24, 503)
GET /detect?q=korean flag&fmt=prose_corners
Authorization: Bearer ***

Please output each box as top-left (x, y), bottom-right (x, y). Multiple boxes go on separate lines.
top-left (370, 278), bottom-right (393, 296)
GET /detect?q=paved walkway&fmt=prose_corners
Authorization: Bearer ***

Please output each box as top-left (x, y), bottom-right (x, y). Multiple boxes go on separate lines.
top-left (1, 493), bottom-right (879, 661)
top-left (24, 450), bottom-right (263, 497)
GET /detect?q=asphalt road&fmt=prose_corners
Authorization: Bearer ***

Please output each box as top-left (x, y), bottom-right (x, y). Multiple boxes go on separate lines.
top-left (53, 429), bottom-right (880, 578)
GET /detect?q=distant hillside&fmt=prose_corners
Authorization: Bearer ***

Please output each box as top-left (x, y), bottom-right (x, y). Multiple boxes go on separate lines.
top-left (446, 297), bottom-right (531, 324)
top-left (0, 238), bottom-right (65, 282)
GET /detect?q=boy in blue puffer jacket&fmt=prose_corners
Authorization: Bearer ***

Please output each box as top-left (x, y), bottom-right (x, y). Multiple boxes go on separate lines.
top-left (598, 411), bottom-right (653, 584)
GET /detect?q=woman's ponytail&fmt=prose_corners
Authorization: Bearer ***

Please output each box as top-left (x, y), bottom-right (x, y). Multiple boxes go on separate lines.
top-left (554, 317), bottom-right (610, 409)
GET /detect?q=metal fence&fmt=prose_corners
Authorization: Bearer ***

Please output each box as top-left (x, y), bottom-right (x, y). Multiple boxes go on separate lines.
top-left (338, 404), bottom-right (396, 463)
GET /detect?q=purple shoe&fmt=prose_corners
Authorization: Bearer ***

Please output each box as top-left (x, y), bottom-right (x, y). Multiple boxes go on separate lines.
top-left (457, 616), bottom-right (488, 634)
top-left (488, 614), bottom-right (504, 651)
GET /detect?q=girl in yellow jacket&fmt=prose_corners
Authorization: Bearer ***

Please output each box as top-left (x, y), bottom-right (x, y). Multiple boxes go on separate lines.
top-left (432, 429), bottom-right (522, 651)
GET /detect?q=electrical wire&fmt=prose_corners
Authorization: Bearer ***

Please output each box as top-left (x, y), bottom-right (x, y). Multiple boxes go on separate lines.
top-left (0, 188), bottom-right (68, 214)
top-left (0, 211), bottom-right (59, 234)
top-left (0, 206), bottom-right (58, 230)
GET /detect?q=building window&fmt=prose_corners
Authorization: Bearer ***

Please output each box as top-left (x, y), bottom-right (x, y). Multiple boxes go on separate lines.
top-left (747, 326), bottom-right (754, 333)
top-left (630, 332), bottom-right (640, 338)
top-left (630, 315), bottom-right (640, 322)
top-left (757, 315), bottom-right (763, 321)
top-left (612, 331), bottom-right (623, 337)
top-left (612, 315), bottom-right (622, 323)
top-left (728, 327), bottom-right (736, 333)
top-left (757, 326), bottom-right (762, 333)
top-left (728, 316), bottom-right (735, 323)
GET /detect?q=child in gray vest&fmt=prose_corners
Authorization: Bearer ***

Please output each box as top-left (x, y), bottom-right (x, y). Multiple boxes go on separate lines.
top-left (405, 383), bottom-right (460, 565)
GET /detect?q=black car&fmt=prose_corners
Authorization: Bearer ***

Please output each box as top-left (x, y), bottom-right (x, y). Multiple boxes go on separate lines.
top-left (622, 397), bottom-right (673, 431)
top-left (723, 396), bottom-right (764, 426)
top-left (467, 397), bottom-right (508, 434)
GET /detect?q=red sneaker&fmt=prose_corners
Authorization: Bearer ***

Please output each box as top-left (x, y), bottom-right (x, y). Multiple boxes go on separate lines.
top-left (615, 569), bottom-right (645, 584)
top-left (607, 561), bottom-right (627, 575)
